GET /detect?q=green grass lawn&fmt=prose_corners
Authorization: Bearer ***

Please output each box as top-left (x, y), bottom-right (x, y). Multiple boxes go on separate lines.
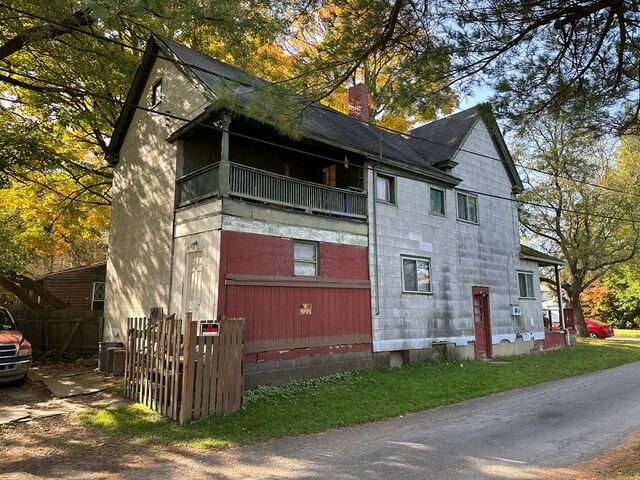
top-left (84, 338), bottom-right (640, 450)
top-left (614, 329), bottom-right (640, 337)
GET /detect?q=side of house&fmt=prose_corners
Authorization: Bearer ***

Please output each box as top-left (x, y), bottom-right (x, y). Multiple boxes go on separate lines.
top-left (369, 109), bottom-right (547, 361)
top-left (104, 40), bottom-right (212, 341)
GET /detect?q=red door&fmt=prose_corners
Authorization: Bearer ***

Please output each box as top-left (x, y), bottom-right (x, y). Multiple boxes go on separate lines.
top-left (472, 286), bottom-right (492, 358)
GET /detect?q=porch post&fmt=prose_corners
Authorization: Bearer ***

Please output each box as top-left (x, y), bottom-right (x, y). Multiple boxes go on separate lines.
top-left (218, 113), bottom-right (232, 198)
top-left (555, 265), bottom-right (569, 346)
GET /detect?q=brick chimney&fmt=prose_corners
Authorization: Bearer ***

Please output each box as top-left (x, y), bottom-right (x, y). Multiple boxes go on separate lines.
top-left (348, 83), bottom-right (370, 122)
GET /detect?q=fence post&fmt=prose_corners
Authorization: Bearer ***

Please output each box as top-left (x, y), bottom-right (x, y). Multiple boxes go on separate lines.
top-left (179, 312), bottom-right (194, 425)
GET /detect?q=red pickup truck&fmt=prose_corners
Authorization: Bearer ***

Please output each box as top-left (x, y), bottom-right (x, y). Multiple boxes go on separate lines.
top-left (0, 307), bottom-right (32, 386)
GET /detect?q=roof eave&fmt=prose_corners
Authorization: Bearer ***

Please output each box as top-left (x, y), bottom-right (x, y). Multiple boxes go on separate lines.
top-left (106, 36), bottom-right (160, 164)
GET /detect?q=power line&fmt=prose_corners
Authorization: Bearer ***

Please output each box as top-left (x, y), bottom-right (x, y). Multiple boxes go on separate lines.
top-left (1, 8), bottom-right (639, 222)
top-left (2, 1), bottom-right (634, 202)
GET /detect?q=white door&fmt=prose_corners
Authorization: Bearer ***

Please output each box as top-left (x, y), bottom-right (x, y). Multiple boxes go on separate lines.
top-left (185, 251), bottom-right (203, 321)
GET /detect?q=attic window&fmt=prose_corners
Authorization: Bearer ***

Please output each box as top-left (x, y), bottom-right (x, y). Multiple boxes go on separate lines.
top-left (151, 79), bottom-right (163, 107)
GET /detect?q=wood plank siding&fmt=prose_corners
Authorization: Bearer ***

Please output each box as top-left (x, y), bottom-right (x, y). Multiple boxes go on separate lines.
top-left (37, 263), bottom-right (106, 310)
top-left (218, 231), bottom-right (372, 362)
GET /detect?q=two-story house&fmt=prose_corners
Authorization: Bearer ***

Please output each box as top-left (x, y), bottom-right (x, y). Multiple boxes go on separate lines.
top-left (104, 35), bottom-right (560, 388)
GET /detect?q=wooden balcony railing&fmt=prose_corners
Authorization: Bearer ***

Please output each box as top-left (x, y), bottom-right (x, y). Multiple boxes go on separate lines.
top-left (176, 162), bottom-right (367, 219)
top-left (176, 163), bottom-right (219, 206)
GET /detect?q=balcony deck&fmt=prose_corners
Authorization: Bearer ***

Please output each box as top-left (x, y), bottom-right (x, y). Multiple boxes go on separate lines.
top-left (176, 162), bottom-right (367, 220)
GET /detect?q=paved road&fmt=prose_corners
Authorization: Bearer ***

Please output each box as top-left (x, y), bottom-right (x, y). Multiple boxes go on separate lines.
top-left (148, 362), bottom-right (640, 479)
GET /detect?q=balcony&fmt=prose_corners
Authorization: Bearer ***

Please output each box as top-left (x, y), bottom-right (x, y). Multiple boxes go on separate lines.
top-left (176, 162), bottom-right (367, 219)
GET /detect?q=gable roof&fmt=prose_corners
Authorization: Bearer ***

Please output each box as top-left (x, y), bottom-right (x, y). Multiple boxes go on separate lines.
top-left (408, 106), bottom-right (524, 192)
top-left (107, 35), bottom-right (521, 191)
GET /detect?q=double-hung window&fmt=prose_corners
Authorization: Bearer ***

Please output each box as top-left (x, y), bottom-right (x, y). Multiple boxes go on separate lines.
top-left (456, 192), bottom-right (478, 223)
top-left (402, 256), bottom-right (431, 294)
top-left (294, 241), bottom-right (318, 276)
top-left (376, 174), bottom-right (395, 204)
top-left (518, 272), bottom-right (535, 298)
top-left (430, 187), bottom-right (446, 216)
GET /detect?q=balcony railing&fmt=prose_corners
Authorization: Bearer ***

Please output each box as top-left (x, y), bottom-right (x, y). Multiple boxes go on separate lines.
top-left (176, 162), bottom-right (367, 219)
top-left (176, 163), bottom-right (219, 206)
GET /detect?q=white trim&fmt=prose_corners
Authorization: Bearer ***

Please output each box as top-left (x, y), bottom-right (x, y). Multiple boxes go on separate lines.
top-left (373, 336), bottom-right (474, 352)
top-left (223, 216), bottom-right (368, 247)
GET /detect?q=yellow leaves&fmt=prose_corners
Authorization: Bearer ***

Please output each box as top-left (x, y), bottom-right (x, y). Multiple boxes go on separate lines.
top-left (0, 169), bottom-right (109, 261)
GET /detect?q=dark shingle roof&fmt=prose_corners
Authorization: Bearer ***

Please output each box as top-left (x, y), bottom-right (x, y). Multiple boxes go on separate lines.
top-left (520, 244), bottom-right (565, 266)
top-left (407, 107), bottom-right (481, 164)
top-left (154, 35), bottom-right (458, 183)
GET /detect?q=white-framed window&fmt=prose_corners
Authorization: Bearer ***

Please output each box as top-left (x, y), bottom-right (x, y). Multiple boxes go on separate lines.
top-left (151, 79), bottom-right (163, 107)
top-left (402, 256), bottom-right (432, 294)
top-left (376, 174), bottom-right (395, 204)
top-left (91, 282), bottom-right (106, 311)
top-left (430, 186), bottom-right (446, 216)
top-left (294, 241), bottom-right (318, 276)
top-left (456, 191), bottom-right (478, 223)
top-left (518, 271), bottom-right (535, 298)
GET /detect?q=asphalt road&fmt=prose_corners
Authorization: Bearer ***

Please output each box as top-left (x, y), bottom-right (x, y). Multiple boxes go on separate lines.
top-left (148, 361), bottom-right (640, 479)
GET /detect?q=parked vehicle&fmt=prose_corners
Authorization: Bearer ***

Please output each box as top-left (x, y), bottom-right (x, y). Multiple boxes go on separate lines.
top-left (0, 307), bottom-right (32, 385)
top-left (585, 317), bottom-right (615, 339)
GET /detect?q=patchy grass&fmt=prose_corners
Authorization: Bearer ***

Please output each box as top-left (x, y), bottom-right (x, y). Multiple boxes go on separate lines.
top-left (83, 339), bottom-right (640, 450)
top-left (614, 329), bottom-right (640, 338)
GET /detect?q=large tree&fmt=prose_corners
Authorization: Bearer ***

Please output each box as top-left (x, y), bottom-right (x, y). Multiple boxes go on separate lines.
top-left (517, 118), bottom-right (640, 336)
top-left (279, 0), bottom-right (640, 134)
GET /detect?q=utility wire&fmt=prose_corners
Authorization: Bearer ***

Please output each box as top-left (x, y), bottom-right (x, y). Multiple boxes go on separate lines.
top-left (1, 1), bottom-right (634, 201)
top-left (1, 6), bottom-right (639, 223)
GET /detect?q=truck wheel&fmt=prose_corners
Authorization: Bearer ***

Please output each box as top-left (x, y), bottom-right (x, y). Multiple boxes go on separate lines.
top-left (11, 373), bottom-right (27, 386)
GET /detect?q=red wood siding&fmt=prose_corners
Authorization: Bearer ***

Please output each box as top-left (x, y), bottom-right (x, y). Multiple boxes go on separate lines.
top-left (218, 231), bottom-right (372, 361)
top-left (319, 243), bottom-right (369, 279)
top-left (223, 231), bottom-right (293, 276)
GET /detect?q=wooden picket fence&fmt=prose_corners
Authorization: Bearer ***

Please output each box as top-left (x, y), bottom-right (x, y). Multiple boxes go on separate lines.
top-left (124, 314), bottom-right (245, 425)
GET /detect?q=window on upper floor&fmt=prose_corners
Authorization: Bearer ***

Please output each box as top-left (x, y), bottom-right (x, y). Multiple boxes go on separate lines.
top-left (151, 79), bottom-right (163, 107)
top-left (376, 174), bottom-right (395, 204)
top-left (402, 256), bottom-right (431, 294)
top-left (294, 241), bottom-right (318, 276)
top-left (456, 191), bottom-right (478, 223)
top-left (518, 271), bottom-right (535, 299)
top-left (430, 187), bottom-right (446, 216)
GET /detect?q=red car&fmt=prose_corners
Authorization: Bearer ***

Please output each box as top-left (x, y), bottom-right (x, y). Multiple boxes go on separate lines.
top-left (585, 317), bottom-right (614, 339)
top-left (0, 307), bottom-right (32, 386)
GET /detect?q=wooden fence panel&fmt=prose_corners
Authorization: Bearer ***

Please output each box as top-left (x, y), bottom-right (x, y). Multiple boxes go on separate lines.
top-left (9, 308), bottom-right (101, 354)
top-left (124, 315), bottom-right (245, 425)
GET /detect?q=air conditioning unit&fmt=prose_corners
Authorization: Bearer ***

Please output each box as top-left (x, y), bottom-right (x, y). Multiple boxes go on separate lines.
top-left (510, 305), bottom-right (522, 316)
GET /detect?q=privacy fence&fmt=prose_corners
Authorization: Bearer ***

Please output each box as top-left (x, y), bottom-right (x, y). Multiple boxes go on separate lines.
top-left (10, 308), bottom-right (101, 354)
top-left (124, 313), bottom-right (245, 425)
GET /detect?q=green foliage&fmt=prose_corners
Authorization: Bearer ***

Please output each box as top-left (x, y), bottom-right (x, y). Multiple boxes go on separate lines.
top-left (598, 267), bottom-right (640, 330)
top-left (83, 340), bottom-right (640, 449)
top-left (516, 117), bottom-right (640, 335)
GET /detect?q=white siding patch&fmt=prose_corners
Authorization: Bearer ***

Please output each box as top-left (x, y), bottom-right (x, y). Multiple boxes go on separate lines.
top-left (224, 216), bottom-right (368, 246)
top-left (419, 242), bottom-right (433, 252)
top-left (374, 336), bottom-right (473, 352)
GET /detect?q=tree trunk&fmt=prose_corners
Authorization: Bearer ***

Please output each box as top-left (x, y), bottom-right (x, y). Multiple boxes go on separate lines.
top-left (571, 291), bottom-right (588, 337)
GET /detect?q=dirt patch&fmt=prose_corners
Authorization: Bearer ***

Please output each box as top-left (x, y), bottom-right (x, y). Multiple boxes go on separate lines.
top-left (536, 429), bottom-right (640, 479)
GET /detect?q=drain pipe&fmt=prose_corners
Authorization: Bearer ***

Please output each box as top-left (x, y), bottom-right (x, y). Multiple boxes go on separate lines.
top-left (371, 161), bottom-right (380, 315)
